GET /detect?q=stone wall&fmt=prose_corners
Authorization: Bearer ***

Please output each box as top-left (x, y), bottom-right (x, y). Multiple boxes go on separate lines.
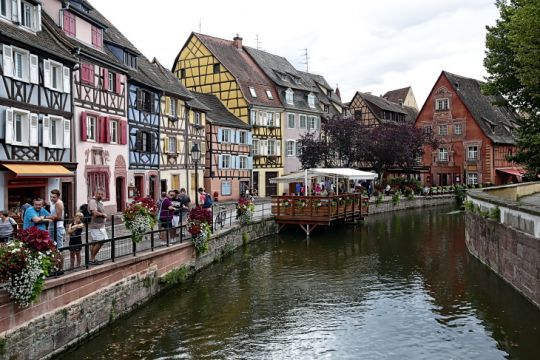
top-left (0, 218), bottom-right (277, 360)
top-left (368, 194), bottom-right (455, 214)
top-left (465, 211), bottom-right (539, 308)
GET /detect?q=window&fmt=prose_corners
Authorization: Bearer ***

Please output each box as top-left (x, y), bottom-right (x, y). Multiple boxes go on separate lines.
top-left (63, 11), bottom-right (76, 36)
top-left (222, 129), bottom-right (231, 143)
top-left (435, 98), bottom-right (449, 111)
top-left (467, 146), bottom-right (479, 161)
top-left (287, 113), bottom-right (295, 128)
top-left (467, 173), bottom-right (478, 185)
top-left (221, 154), bottom-right (231, 169)
top-left (50, 61), bottom-right (63, 92)
top-left (86, 115), bottom-right (97, 141)
top-left (238, 131), bottom-right (247, 144)
top-left (110, 120), bottom-right (118, 144)
top-left (286, 140), bottom-right (295, 157)
top-left (168, 136), bottom-right (176, 153)
top-left (267, 112), bottom-right (274, 127)
top-left (21, 1), bottom-right (34, 29)
top-left (180, 69), bottom-right (186, 78)
top-left (81, 63), bottom-right (94, 84)
top-left (221, 181), bottom-right (232, 196)
top-left (0, 0), bottom-right (7, 17)
top-left (266, 89), bottom-right (273, 99)
top-left (308, 93), bottom-right (316, 108)
top-left (13, 49), bottom-right (26, 80)
top-left (138, 90), bottom-right (152, 113)
top-left (13, 113), bottom-right (23, 144)
top-left (250, 110), bottom-right (257, 125)
top-left (170, 98), bottom-right (177, 116)
top-left (252, 139), bottom-right (259, 156)
top-left (124, 52), bottom-right (137, 69)
top-left (239, 156), bottom-right (248, 169)
top-left (308, 116), bottom-right (318, 130)
top-left (299, 115), bottom-right (307, 129)
top-left (267, 139), bottom-right (275, 156)
top-left (296, 142), bottom-right (302, 156)
top-left (249, 87), bottom-right (257, 98)
top-left (454, 124), bottom-right (463, 135)
top-left (140, 131), bottom-right (151, 152)
top-left (438, 148), bottom-right (448, 162)
top-left (438, 125), bottom-right (448, 136)
top-left (87, 171), bottom-right (110, 201)
top-left (91, 25), bottom-right (103, 49)
top-left (194, 112), bottom-right (201, 125)
top-left (108, 71), bottom-right (115, 92)
top-left (286, 88), bottom-right (294, 105)
top-left (49, 117), bottom-right (63, 148)
top-left (424, 125), bottom-right (432, 134)
top-left (213, 63), bottom-right (220, 74)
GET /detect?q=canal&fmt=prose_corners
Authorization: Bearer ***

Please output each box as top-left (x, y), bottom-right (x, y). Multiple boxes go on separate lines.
top-left (58, 206), bottom-right (540, 359)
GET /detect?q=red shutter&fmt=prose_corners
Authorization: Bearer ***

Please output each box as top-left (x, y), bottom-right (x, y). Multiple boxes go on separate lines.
top-left (80, 112), bottom-right (87, 141)
top-left (102, 68), bottom-right (109, 91)
top-left (120, 120), bottom-right (127, 145)
top-left (103, 116), bottom-right (111, 143)
top-left (115, 73), bottom-right (122, 95)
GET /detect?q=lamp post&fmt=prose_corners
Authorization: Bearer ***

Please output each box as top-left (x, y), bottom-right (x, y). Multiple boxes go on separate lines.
top-left (191, 142), bottom-right (201, 206)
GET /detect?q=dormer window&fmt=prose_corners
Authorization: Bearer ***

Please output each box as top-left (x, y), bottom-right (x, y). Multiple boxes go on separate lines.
top-left (0, 0), bottom-right (7, 17)
top-left (308, 93), bottom-right (316, 108)
top-left (124, 52), bottom-right (137, 69)
top-left (286, 88), bottom-right (294, 105)
top-left (91, 25), bottom-right (103, 49)
top-left (266, 90), bottom-right (273, 99)
top-left (1, 0), bottom-right (40, 31)
top-left (249, 87), bottom-right (257, 98)
top-left (21, 2), bottom-right (34, 28)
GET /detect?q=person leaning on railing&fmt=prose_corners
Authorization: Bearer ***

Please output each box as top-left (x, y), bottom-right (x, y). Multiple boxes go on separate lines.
top-left (22, 198), bottom-right (53, 230)
top-left (0, 210), bottom-right (17, 243)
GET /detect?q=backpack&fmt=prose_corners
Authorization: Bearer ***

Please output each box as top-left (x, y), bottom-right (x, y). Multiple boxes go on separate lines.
top-left (79, 204), bottom-right (92, 224)
top-left (202, 193), bottom-right (213, 208)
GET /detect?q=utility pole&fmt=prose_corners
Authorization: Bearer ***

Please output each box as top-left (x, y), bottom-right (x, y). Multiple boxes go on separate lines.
top-left (301, 48), bottom-right (309, 72)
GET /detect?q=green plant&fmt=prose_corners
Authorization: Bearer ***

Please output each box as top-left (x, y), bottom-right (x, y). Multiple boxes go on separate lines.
top-left (0, 337), bottom-right (6, 355)
top-left (160, 266), bottom-right (188, 286)
top-left (242, 231), bottom-right (249, 245)
top-left (375, 193), bottom-right (383, 207)
top-left (454, 186), bottom-right (467, 206)
top-left (464, 200), bottom-right (474, 211)
top-left (392, 191), bottom-right (401, 206)
top-left (489, 206), bottom-right (501, 221)
top-left (223, 242), bottom-right (235, 256)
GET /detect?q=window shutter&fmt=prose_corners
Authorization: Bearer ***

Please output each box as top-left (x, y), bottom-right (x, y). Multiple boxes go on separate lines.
top-left (3, 45), bottom-right (13, 78)
top-left (42, 116), bottom-right (50, 147)
top-left (218, 154), bottom-right (223, 169)
top-left (104, 116), bottom-right (111, 143)
top-left (165, 97), bottom-right (170, 116)
top-left (261, 140), bottom-right (268, 156)
top-left (217, 128), bottom-right (223, 143)
top-left (62, 66), bottom-right (70, 93)
top-left (99, 116), bottom-right (110, 143)
top-left (247, 132), bottom-right (252, 146)
top-left (136, 88), bottom-right (143, 110)
top-left (29, 114), bottom-right (38, 146)
top-left (11, 0), bottom-right (19, 22)
top-left (5, 109), bottom-right (13, 144)
top-left (163, 137), bottom-right (169, 154)
top-left (115, 73), bottom-right (122, 95)
top-left (120, 120), bottom-right (127, 145)
top-left (135, 131), bottom-right (142, 151)
top-left (276, 140), bottom-right (281, 156)
top-left (63, 119), bottom-right (70, 148)
top-left (247, 156), bottom-right (253, 169)
top-left (35, 4), bottom-right (42, 32)
top-left (232, 130), bottom-right (238, 144)
top-left (43, 60), bottom-right (51, 89)
top-left (275, 113), bottom-right (281, 128)
top-left (102, 68), bottom-right (108, 91)
top-left (151, 132), bottom-right (157, 152)
top-left (29, 54), bottom-right (38, 84)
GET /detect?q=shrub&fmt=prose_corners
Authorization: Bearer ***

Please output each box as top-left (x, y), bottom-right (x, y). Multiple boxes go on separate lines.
top-left (489, 206), bottom-right (501, 222)
top-left (392, 191), bottom-right (401, 206)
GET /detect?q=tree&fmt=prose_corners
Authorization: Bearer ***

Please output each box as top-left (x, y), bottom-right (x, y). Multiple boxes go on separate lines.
top-left (297, 132), bottom-right (324, 169)
top-left (484, 0), bottom-right (540, 175)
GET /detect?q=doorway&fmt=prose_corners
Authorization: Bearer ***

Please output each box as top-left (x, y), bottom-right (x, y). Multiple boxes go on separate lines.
top-left (253, 171), bottom-right (259, 196)
top-left (149, 175), bottom-right (157, 200)
top-left (61, 182), bottom-right (73, 218)
top-left (116, 177), bottom-right (125, 212)
top-left (135, 175), bottom-right (144, 197)
top-left (160, 179), bottom-right (167, 194)
top-left (265, 172), bottom-right (278, 196)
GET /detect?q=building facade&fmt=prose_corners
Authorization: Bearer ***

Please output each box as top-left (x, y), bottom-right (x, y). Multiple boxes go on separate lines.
top-left (184, 98), bottom-right (207, 202)
top-left (348, 91), bottom-right (418, 126)
top-left (174, 33), bottom-right (284, 197)
top-left (0, 4), bottom-right (78, 216)
top-left (192, 92), bottom-right (252, 201)
top-left (416, 71), bottom-right (520, 186)
top-left (383, 86), bottom-right (419, 110)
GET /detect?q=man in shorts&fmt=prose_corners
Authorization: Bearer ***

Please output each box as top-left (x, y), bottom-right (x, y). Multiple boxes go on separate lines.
top-left (88, 188), bottom-right (107, 265)
top-left (49, 189), bottom-right (65, 274)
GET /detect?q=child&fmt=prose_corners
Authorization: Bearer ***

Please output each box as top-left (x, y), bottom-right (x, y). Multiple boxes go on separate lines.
top-left (68, 212), bottom-right (85, 268)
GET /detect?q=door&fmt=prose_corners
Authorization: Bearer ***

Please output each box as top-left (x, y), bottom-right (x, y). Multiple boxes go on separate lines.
top-left (265, 172), bottom-right (278, 196)
top-left (149, 175), bottom-right (157, 200)
top-left (61, 182), bottom-right (73, 218)
top-left (160, 180), bottom-right (167, 194)
top-left (253, 171), bottom-right (259, 196)
top-left (172, 175), bottom-right (180, 191)
top-left (240, 181), bottom-right (249, 197)
top-left (135, 175), bottom-right (143, 197)
top-left (116, 177), bottom-right (125, 212)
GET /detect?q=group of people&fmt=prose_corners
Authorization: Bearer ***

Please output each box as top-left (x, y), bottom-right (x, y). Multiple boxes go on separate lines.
top-left (157, 188), bottom-right (192, 241)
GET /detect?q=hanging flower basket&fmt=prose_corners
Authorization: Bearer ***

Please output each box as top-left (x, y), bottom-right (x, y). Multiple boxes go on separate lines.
top-left (188, 207), bottom-right (213, 254)
top-left (123, 196), bottom-right (158, 243)
top-left (236, 198), bottom-right (255, 225)
top-left (0, 228), bottom-right (58, 308)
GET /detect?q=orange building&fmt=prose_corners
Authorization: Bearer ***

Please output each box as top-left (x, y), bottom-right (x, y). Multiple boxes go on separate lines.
top-left (416, 71), bottom-right (521, 186)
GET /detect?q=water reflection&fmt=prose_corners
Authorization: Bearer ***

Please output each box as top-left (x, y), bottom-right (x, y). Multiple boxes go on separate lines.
top-left (58, 206), bottom-right (539, 360)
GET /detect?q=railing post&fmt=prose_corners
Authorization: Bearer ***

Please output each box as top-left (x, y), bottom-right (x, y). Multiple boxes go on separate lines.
top-left (111, 215), bottom-right (115, 262)
top-left (151, 227), bottom-right (155, 250)
top-left (166, 222), bottom-right (170, 247)
top-left (84, 221), bottom-right (89, 269)
top-left (132, 235), bottom-right (136, 256)
top-left (180, 221), bottom-right (183, 243)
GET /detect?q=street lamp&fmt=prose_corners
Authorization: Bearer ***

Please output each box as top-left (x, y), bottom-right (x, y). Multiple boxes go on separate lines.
top-left (191, 142), bottom-right (201, 206)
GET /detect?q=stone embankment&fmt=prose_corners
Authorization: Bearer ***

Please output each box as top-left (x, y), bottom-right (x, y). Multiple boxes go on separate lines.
top-left (368, 194), bottom-right (455, 214)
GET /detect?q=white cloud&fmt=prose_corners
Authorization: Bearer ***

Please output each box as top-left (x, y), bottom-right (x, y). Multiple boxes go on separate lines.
top-left (90, 0), bottom-right (499, 107)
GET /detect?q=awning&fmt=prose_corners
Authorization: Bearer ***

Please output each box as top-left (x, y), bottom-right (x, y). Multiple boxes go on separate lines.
top-left (3, 164), bottom-right (74, 177)
top-left (270, 168), bottom-right (378, 184)
top-left (496, 168), bottom-right (525, 177)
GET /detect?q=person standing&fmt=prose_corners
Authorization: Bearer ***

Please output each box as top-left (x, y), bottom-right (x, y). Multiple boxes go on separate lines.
top-left (179, 188), bottom-right (191, 226)
top-left (88, 188), bottom-right (107, 265)
top-left (23, 198), bottom-right (53, 230)
top-left (170, 190), bottom-right (181, 230)
top-left (158, 192), bottom-right (174, 241)
top-left (67, 212), bottom-right (84, 268)
top-left (49, 189), bottom-right (65, 250)
top-left (0, 211), bottom-right (17, 242)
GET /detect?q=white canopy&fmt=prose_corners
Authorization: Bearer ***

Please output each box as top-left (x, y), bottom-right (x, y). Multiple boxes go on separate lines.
top-left (270, 168), bottom-right (378, 184)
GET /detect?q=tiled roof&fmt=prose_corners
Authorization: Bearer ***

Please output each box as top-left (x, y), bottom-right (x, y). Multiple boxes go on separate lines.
top-left (152, 59), bottom-right (192, 100)
top-left (191, 92), bottom-right (250, 129)
top-left (360, 92), bottom-right (408, 115)
top-left (0, 13), bottom-right (76, 63)
top-left (301, 71), bottom-right (344, 107)
top-left (194, 33), bottom-right (282, 109)
top-left (383, 87), bottom-right (411, 104)
top-left (443, 71), bottom-right (518, 144)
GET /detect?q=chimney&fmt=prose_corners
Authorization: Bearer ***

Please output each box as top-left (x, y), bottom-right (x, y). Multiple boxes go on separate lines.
top-left (335, 85), bottom-right (341, 100)
top-left (233, 34), bottom-right (243, 49)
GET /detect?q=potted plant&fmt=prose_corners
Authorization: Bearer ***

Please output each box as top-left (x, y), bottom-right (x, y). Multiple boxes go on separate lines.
top-left (123, 196), bottom-right (157, 243)
top-left (187, 207), bottom-right (213, 254)
top-left (236, 198), bottom-right (255, 225)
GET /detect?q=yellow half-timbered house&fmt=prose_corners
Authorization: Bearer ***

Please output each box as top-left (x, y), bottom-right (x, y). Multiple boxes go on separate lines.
top-left (174, 33), bottom-right (284, 197)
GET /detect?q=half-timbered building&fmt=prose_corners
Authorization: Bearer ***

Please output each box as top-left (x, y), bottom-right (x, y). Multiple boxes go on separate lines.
top-left (151, 59), bottom-right (193, 194)
top-left (303, 72), bottom-right (344, 120)
top-left (383, 86), bottom-right (419, 110)
top-left (348, 91), bottom-right (418, 126)
top-left (191, 92), bottom-right (252, 201)
top-left (416, 71), bottom-right (521, 186)
top-left (43, 0), bottom-right (130, 213)
top-left (0, 5), bottom-right (78, 215)
top-left (245, 47), bottom-right (324, 175)
top-left (174, 33), bottom-right (284, 197)
top-left (184, 95), bottom-right (208, 202)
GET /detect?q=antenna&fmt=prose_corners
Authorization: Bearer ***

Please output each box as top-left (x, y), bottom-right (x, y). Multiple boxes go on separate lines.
top-left (255, 34), bottom-right (261, 50)
top-left (301, 48), bottom-right (309, 72)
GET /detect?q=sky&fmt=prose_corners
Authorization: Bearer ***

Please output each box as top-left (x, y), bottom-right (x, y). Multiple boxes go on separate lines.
top-left (90, 0), bottom-right (500, 108)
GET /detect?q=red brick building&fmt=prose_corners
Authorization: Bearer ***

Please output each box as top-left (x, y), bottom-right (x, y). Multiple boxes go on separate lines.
top-left (416, 71), bottom-right (521, 186)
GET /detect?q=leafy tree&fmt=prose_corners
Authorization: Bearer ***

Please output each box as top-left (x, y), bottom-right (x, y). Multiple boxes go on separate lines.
top-left (484, 0), bottom-right (540, 175)
top-left (297, 132), bottom-right (324, 169)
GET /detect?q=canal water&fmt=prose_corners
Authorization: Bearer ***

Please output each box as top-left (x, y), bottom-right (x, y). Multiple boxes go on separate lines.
top-left (58, 206), bottom-right (540, 359)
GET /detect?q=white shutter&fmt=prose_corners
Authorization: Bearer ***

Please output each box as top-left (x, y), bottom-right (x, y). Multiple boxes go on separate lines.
top-left (233, 156), bottom-right (239, 169)
top-left (218, 154), bottom-right (223, 169)
top-left (43, 60), bottom-right (51, 89)
top-left (2, 45), bottom-right (13, 78)
top-left (217, 128), bottom-right (223, 143)
top-left (276, 140), bottom-right (281, 156)
top-left (247, 157), bottom-right (253, 169)
top-left (35, 4), bottom-right (42, 32)
top-left (5, 109), bottom-right (13, 144)
top-left (247, 132), bottom-right (252, 145)
top-left (29, 54), bottom-right (38, 84)
top-left (63, 119), bottom-right (70, 148)
top-left (62, 66), bottom-right (70, 93)
top-left (275, 113), bottom-right (281, 128)
top-left (42, 116), bottom-right (50, 147)
top-left (261, 140), bottom-right (268, 156)
top-left (11, 0), bottom-right (19, 23)
top-left (29, 113), bottom-right (38, 146)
